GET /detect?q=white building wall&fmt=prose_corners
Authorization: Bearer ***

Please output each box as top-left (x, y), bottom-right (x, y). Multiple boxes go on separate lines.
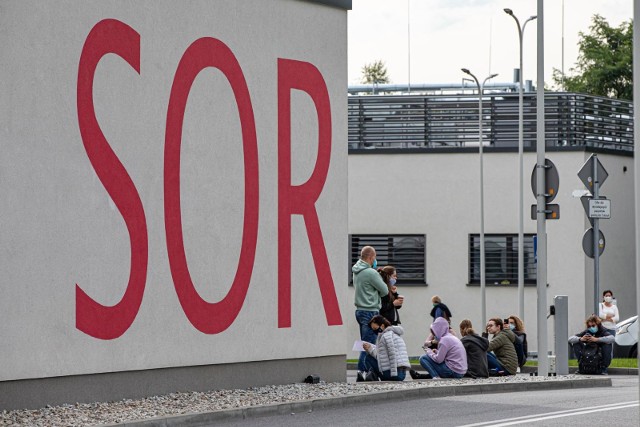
top-left (1, 0), bottom-right (348, 387)
top-left (347, 149), bottom-right (635, 357)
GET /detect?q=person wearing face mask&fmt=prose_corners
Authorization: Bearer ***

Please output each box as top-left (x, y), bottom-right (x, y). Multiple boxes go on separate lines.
top-left (352, 246), bottom-right (389, 372)
top-left (362, 315), bottom-right (410, 381)
top-left (378, 265), bottom-right (403, 325)
top-left (598, 290), bottom-right (619, 338)
top-left (417, 317), bottom-right (467, 379)
top-left (430, 295), bottom-right (452, 322)
top-left (569, 315), bottom-right (614, 374)
top-left (507, 315), bottom-right (528, 368)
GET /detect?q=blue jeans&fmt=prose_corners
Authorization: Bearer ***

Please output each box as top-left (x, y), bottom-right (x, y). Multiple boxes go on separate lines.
top-left (362, 354), bottom-right (405, 381)
top-left (419, 355), bottom-right (463, 379)
top-left (381, 369), bottom-right (406, 381)
top-left (355, 310), bottom-right (378, 371)
top-left (487, 352), bottom-right (508, 373)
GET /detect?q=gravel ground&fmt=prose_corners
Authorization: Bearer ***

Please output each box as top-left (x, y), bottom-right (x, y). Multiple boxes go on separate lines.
top-left (0, 374), bottom-right (588, 426)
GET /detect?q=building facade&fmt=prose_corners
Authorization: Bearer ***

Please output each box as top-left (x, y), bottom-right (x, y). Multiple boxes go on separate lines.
top-left (346, 93), bottom-right (636, 359)
top-left (1, 0), bottom-right (351, 410)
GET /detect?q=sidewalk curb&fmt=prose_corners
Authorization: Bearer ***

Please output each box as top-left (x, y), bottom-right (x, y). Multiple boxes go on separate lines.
top-left (107, 376), bottom-right (611, 426)
top-left (346, 363), bottom-right (638, 375)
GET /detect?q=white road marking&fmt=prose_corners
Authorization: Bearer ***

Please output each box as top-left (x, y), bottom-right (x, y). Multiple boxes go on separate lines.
top-left (457, 401), bottom-right (639, 427)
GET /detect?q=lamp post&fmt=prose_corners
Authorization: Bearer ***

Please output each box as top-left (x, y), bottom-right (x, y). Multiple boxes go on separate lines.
top-left (504, 8), bottom-right (537, 323)
top-left (461, 68), bottom-right (498, 326)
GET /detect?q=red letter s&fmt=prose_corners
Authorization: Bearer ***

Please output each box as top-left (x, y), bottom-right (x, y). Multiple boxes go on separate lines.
top-left (76, 19), bottom-right (148, 339)
top-left (277, 59), bottom-right (342, 328)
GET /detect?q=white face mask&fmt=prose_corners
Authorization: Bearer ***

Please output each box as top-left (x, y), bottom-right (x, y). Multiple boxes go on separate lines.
top-left (604, 296), bottom-right (613, 303)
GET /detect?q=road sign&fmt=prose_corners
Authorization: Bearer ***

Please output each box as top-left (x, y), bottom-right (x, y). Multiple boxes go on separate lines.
top-left (578, 154), bottom-right (608, 190)
top-left (531, 158), bottom-right (560, 202)
top-left (582, 228), bottom-right (605, 258)
top-left (531, 203), bottom-right (560, 220)
top-left (580, 195), bottom-right (609, 226)
top-left (588, 199), bottom-right (611, 219)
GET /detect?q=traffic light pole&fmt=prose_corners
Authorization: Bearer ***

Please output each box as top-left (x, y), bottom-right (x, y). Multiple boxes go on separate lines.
top-left (535, 0), bottom-right (548, 377)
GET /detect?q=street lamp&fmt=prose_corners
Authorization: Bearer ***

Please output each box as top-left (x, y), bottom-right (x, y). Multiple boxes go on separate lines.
top-left (461, 68), bottom-right (498, 326)
top-left (504, 8), bottom-right (537, 322)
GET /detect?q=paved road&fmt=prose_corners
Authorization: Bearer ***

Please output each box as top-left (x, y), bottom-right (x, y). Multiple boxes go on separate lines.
top-left (213, 376), bottom-right (639, 427)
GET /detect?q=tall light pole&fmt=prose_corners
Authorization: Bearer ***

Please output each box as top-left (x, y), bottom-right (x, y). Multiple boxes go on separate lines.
top-left (462, 68), bottom-right (498, 326)
top-left (535, 0), bottom-right (548, 378)
top-left (504, 8), bottom-right (537, 323)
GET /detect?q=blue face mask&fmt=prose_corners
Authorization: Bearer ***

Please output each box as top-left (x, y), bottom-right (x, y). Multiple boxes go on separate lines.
top-left (389, 278), bottom-right (396, 286)
top-left (588, 326), bottom-right (598, 334)
top-left (372, 259), bottom-right (377, 269)
top-left (509, 324), bottom-right (516, 331)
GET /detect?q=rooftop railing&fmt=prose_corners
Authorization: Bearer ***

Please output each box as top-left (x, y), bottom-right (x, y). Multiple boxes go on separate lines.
top-left (348, 92), bottom-right (633, 152)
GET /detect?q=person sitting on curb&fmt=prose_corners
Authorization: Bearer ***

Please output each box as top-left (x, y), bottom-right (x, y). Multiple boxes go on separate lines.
top-left (569, 315), bottom-right (614, 375)
top-left (417, 317), bottom-right (467, 379)
top-left (362, 315), bottom-right (411, 381)
top-left (460, 319), bottom-right (489, 378)
top-left (485, 318), bottom-right (518, 376)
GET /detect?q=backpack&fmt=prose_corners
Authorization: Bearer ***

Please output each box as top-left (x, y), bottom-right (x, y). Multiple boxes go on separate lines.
top-left (578, 342), bottom-right (603, 375)
top-left (513, 333), bottom-right (527, 367)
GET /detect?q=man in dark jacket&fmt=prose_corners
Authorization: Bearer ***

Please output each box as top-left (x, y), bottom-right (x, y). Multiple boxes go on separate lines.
top-left (459, 320), bottom-right (489, 378)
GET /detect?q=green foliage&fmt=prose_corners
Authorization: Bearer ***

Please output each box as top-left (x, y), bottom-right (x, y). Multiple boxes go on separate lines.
top-left (361, 60), bottom-right (390, 86)
top-left (553, 15), bottom-right (633, 100)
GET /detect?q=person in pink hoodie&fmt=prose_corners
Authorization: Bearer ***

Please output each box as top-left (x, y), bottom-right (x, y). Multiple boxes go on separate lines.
top-left (418, 317), bottom-right (468, 379)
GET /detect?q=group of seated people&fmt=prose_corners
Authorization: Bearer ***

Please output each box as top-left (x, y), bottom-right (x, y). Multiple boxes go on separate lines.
top-left (359, 312), bottom-right (528, 381)
top-left (359, 311), bottom-right (615, 381)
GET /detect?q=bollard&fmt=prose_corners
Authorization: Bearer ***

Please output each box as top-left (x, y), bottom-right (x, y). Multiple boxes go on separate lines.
top-left (553, 295), bottom-right (569, 375)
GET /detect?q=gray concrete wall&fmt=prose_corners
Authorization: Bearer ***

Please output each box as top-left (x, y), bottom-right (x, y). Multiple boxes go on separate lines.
top-left (1, 0), bottom-right (348, 409)
top-left (0, 355), bottom-right (345, 411)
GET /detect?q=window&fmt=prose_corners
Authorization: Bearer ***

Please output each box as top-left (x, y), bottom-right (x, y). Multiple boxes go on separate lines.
top-left (468, 234), bottom-right (537, 285)
top-left (349, 234), bottom-right (426, 285)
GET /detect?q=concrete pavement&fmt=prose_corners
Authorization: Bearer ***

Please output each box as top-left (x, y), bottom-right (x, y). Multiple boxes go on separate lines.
top-left (106, 372), bottom-right (613, 426)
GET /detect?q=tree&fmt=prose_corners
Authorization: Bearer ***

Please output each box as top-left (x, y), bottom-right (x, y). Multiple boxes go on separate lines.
top-left (361, 60), bottom-right (390, 92)
top-left (553, 15), bottom-right (632, 100)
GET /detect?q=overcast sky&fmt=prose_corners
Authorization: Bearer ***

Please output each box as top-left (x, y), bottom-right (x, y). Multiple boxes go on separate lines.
top-left (348, 0), bottom-right (632, 88)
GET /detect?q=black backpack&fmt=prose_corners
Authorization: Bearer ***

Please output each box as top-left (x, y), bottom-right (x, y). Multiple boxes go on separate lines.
top-left (578, 342), bottom-right (603, 375)
top-left (513, 334), bottom-right (527, 367)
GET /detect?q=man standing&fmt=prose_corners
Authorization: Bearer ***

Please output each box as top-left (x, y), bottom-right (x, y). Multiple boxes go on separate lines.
top-left (353, 246), bottom-right (388, 371)
top-left (485, 318), bottom-right (518, 375)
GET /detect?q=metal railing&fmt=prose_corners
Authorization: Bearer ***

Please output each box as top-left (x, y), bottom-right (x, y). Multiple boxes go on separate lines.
top-left (348, 92), bottom-right (633, 152)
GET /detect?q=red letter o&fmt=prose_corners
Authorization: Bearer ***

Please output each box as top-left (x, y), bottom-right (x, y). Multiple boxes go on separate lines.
top-left (164, 38), bottom-right (259, 334)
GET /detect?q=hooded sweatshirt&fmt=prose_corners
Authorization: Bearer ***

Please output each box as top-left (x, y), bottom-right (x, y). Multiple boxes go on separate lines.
top-left (424, 317), bottom-right (468, 375)
top-left (461, 333), bottom-right (489, 378)
top-left (365, 325), bottom-right (411, 377)
top-left (352, 259), bottom-right (389, 311)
